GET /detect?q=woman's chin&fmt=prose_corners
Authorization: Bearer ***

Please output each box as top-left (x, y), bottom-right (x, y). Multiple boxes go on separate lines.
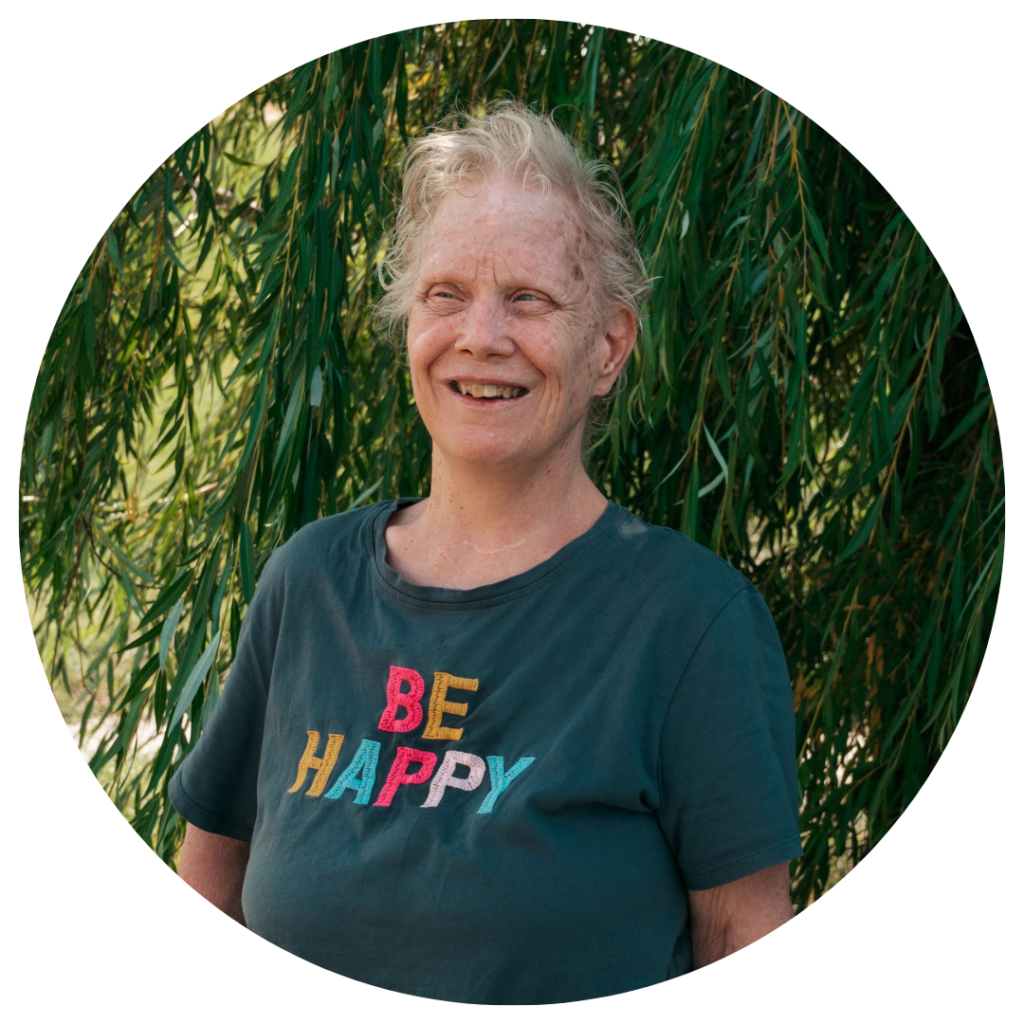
top-left (436, 433), bottom-right (546, 473)
top-left (446, 445), bottom-right (533, 470)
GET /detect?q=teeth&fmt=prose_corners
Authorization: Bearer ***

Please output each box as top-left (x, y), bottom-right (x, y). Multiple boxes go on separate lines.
top-left (455, 381), bottom-right (524, 399)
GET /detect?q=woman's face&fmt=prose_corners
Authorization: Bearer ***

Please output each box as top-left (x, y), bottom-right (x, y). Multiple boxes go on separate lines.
top-left (405, 174), bottom-right (635, 472)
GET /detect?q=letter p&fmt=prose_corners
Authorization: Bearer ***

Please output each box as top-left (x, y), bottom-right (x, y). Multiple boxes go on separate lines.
top-left (373, 747), bottom-right (437, 807)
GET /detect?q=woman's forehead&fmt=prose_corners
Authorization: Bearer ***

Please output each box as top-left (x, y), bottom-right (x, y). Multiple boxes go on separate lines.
top-left (421, 179), bottom-right (582, 275)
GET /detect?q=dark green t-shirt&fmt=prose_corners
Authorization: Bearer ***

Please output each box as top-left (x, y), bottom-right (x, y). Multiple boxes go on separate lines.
top-left (169, 499), bottom-right (802, 1003)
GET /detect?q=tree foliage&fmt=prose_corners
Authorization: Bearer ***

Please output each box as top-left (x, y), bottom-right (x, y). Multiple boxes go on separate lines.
top-left (20, 21), bottom-right (1002, 909)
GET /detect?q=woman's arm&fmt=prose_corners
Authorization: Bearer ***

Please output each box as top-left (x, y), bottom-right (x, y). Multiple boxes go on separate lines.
top-left (688, 861), bottom-right (793, 968)
top-left (177, 822), bottom-right (251, 926)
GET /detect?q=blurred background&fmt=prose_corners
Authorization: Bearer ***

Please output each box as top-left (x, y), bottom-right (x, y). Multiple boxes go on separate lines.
top-left (19, 20), bottom-right (1003, 911)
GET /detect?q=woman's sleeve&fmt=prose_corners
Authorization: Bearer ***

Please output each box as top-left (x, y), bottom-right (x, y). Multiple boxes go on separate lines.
top-left (657, 583), bottom-right (803, 891)
top-left (168, 550), bottom-right (285, 842)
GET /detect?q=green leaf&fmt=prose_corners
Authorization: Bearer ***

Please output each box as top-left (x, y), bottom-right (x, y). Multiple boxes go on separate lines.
top-left (168, 631), bottom-right (221, 733)
top-left (117, 622), bottom-right (162, 654)
top-left (938, 396), bottom-right (990, 451)
top-left (222, 150), bottom-right (256, 167)
top-left (91, 520), bottom-right (156, 583)
top-left (136, 571), bottom-right (192, 629)
top-left (104, 228), bottom-right (123, 273)
top-left (119, 568), bottom-right (144, 616)
top-left (272, 374), bottom-right (305, 474)
top-left (310, 366), bottom-right (323, 408)
top-left (240, 521), bottom-right (256, 604)
top-left (804, 202), bottom-right (832, 269)
top-left (697, 470), bottom-right (725, 498)
top-left (211, 570), bottom-right (229, 634)
top-left (703, 424), bottom-right (729, 482)
top-left (159, 598), bottom-right (185, 669)
top-left (839, 493), bottom-right (885, 561)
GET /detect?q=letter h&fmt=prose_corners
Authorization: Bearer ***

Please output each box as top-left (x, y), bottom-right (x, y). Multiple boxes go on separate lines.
top-left (287, 730), bottom-right (344, 797)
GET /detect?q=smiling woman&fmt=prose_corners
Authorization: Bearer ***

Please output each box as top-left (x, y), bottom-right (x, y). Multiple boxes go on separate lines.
top-left (170, 102), bottom-right (803, 1003)
top-left (389, 172), bottom-right (637, 588)
top-left (379, 106), bottom-right (644, 589)
top-left (20, 25), bottom-right (1003, 1004)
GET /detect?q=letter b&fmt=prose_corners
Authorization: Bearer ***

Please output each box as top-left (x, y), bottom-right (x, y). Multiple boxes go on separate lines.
top-left (377, 665), bottom-right (425, 733)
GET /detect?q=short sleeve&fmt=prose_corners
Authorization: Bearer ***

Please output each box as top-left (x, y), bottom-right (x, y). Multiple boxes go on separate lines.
top-left (168, 549), bottom-right (286, 842)
top-left (657, 584), bottom-right (803, 891)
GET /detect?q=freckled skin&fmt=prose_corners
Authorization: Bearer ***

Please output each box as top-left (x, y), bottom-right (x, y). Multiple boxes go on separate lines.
top-left (406, 176), bottom-right (611, 471)
top-left (382, 173), bottom-right (638, 590)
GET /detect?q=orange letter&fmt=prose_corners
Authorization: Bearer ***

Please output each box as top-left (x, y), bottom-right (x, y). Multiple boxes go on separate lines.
top-left (287, 731), bottom-right (345, 796)
top-left (421, 672), bottom-right (479, 741)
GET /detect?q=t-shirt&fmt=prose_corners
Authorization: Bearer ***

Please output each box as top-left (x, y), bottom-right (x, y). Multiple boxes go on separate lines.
top-left (169, 498), bottom-right (802, 1004)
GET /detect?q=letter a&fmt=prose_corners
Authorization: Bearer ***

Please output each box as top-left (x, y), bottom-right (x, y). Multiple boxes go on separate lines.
top-left (287, 731), bottom-right (345, 796)
top-left (378, 665), bottom-right (425, 733)
top-left (324, 739), bottom-right (381, 804)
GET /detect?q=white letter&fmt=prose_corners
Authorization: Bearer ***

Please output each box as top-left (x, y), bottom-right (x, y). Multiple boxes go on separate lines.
top-left (421, 750), bottom-right (486, 807)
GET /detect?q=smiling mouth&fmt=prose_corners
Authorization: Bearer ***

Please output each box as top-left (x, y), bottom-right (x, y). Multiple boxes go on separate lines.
top-left (449, 380), bottom-right (528, 399)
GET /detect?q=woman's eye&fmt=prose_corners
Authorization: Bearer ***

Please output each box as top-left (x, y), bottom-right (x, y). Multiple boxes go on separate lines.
top-left (514, 292), bottom-right (542, 303)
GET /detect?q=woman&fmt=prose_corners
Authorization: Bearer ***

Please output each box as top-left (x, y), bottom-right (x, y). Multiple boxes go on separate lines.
top-left (171, 103), bottom-right (802, 1004)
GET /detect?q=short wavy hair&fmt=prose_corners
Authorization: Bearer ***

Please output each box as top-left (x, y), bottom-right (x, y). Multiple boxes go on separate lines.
top-left (376, 101), bottom-right (651, 339)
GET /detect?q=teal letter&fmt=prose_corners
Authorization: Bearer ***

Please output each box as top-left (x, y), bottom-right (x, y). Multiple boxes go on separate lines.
top-left (477, 755), bottom-right (536, 814)
top-left (324, 739), bottom-right (381, 804)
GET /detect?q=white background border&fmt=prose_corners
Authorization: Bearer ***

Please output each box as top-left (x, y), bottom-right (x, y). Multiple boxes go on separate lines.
top-left (3, 3), bottom-right (1020, 1019)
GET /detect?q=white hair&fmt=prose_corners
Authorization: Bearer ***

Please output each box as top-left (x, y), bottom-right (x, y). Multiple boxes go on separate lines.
top-left (376, 101), bottom-right (651, 337)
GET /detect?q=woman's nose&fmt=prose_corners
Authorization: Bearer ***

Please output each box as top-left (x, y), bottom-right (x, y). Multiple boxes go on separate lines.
top-left (456, 298), bottom-right (516, 359)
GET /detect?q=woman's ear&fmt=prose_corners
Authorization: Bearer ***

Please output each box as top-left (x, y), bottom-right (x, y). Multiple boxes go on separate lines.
top-left (593, 306), bottom-right (638, 397)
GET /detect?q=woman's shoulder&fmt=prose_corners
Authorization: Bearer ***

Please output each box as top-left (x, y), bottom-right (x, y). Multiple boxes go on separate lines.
top-left (257, 500), bottom-right (391, 587)
top-left (606, 504), bottom-right (757, 607)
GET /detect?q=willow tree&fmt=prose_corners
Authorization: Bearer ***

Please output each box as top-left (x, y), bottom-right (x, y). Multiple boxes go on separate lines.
top-left (20, 21), bottom-right (1002, 909)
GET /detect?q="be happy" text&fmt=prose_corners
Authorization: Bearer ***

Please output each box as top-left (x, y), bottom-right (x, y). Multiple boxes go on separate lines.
top-left (286, 665), bottom-right (536, 815)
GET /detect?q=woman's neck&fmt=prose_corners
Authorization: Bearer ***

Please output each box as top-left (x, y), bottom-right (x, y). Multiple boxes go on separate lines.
top-left (384, 442), bottom-right (608, 589)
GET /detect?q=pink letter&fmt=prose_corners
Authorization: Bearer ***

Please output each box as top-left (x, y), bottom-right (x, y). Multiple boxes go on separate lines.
top-left (377, 665), bottom-right (425, 733)
top-left (373, 747), bottom-right (438, 807)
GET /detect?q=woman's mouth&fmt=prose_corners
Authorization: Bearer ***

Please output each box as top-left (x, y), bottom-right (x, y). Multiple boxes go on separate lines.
top-left (449, 380), bottom-right (528, 400)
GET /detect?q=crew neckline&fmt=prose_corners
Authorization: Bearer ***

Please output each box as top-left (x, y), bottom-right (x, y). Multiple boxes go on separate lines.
top-left (367, 498), bottom-right (625, 608)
